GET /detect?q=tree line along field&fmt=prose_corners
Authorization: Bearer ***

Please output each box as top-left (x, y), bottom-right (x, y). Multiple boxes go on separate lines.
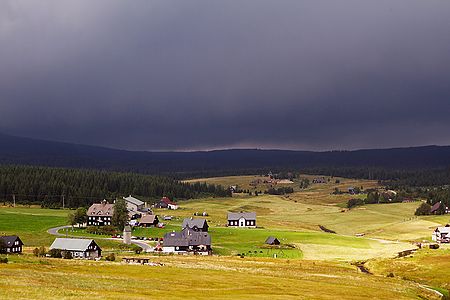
top-left (1, 174), bottom-right (449, 298)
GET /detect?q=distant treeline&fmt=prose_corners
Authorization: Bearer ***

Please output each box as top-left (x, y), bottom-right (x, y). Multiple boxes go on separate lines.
top-left (0, 166), bottom-right (231, 208)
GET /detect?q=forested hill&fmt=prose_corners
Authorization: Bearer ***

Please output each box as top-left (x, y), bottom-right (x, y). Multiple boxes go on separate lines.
top-left (0, 166), bottom-right (231, 208)
top-left (2, 133), bottom-right (450, 176)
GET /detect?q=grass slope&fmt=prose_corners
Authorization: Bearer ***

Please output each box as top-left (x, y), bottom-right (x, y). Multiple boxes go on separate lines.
top-left (0, 255), bottom-right (438, 300)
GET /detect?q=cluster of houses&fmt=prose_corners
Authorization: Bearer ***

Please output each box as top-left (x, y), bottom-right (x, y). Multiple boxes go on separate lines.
top-left (86, 195), bottom-right (178, 228)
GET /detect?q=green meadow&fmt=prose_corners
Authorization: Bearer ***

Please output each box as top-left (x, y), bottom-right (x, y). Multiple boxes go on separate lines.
top-left (1, 175), bottom-right (449, 299)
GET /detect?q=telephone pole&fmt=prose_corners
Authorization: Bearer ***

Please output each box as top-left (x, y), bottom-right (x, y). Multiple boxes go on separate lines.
top-left (62, 195), bottom-right (65, 209)
top-left (13, 194), bottom-right (16, 207)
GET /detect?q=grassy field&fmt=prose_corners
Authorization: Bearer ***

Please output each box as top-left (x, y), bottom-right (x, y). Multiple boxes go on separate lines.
top-left (368, 246), bottom-right (450, 297)
top-left (0, 207), bottom-right (67, 246)
top-left (0, 255), bottom-right (441, 300)
top-left (1, 175), bottom-right (449, 298)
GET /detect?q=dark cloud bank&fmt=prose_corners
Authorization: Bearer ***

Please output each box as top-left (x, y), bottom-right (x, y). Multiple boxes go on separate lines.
top-left (1, 0), bottom-right (450, 151)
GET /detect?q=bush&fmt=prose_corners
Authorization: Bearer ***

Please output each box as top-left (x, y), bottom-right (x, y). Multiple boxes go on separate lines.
top-left (105, 253), bottom-right (116, 261)
top-left (86, 225), bottom-right (118, 236)
top-left (48, 249), bottom-right (62, 258)
top-left (33, 247), bottom-right (40, 257)
top-left (347, 198), bottom-right (364, 209)
top-left (0, 257), bottom-right (8, 264)
top-left (415, 202), bottom-right (431, 216)
top-left (63, 251), bottom-right (73, 259)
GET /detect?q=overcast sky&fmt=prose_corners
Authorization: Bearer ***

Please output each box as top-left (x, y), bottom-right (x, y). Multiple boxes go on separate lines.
top-left (1, 0), bottom-right (450, 151)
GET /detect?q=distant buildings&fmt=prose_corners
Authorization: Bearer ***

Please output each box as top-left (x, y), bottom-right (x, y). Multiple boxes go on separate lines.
top-left (432, 226), bottom-right (450, 243)
top-left (87, 200), bottom-right (114, 226)
top-left (139, 214), bottom-right (159, 227)
top-left (430, 201), bottom-right (450, 214)
top-left (163, 227), bottom-right (211, 255)
top-left (182, 218), bottom-right (209, 232)
top-left (0, 235), bottom-right (23, 254)
top-left (123, 195), bottom-right (145, 212)
top-left (154, 197), bottom-right (178, 210)
top-left (50, 238), bottom-right (102, 259)
top-left (227, 212), bottom-right (256, 228)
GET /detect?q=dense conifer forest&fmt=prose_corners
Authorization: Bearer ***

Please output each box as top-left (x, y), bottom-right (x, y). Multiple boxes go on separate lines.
top-left (0, 166), bottom-right (231, 208)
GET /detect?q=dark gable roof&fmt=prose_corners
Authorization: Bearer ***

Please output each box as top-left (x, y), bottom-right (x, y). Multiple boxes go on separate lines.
top-left (0, 235), bottom-right (23, 247)
top-left (227, 212), bottom-right (256, 221)
top-left (182, 218), bottom-right (208, 229)
top-left (265, 236), bottom-right (279, 244)
top-left (430, 201), bottom-right (442, 213)
top-left (163, 228), bottom-right (211, 247)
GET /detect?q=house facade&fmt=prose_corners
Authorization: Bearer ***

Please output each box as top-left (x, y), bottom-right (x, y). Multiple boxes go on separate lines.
top-left (227, 212), bottom-right (257, 228)
top-left (87, 200), bottom-right (114, 226)
top-left (123, 195), bottom-right (145, 212)
top-left (0, 235), bottom-right (23, 254)
top-left (432, 226), bottom-right (450, 243)
top-left (50, 238), bottom-right (102, 259)
top-left (163, 227), bottom-right (211, 255)
top-left (154, 197), bottom-right (178, 210)
top-left (182, 218), bottom-right (209, 232)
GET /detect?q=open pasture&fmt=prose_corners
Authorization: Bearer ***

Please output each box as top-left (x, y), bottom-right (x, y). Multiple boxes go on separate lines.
top-left (0, 255), bottom-right (439, 300)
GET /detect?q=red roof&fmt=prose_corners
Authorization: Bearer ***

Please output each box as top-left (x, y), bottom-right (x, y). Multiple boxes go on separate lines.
top-left (161, 197), bottom-right (176, 205)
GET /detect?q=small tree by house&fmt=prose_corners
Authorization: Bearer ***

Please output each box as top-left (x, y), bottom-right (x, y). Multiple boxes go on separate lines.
top-left (415, 202), bottom-right (431, 216)
top-left (0, 239), bottom-right (5, 254)
top-left (112, 198), bottom-right (128, 231)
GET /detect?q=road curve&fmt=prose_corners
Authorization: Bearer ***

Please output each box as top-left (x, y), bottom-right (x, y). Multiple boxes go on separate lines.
top-left (46, 226), bottom-right (153, 251)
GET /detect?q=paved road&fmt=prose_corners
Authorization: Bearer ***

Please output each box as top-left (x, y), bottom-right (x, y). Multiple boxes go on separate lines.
top-left (47, 226), bottom-right (153, 251)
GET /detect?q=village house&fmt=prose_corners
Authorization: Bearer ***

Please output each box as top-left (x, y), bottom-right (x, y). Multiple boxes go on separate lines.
top-left (265, 236), bottom-right (280, 245)
top-left (227, 212), bottom-right (257, 228)
top-left (432, 225), bottom-right (450, 243)
top-left (162, 227), bottom-right (211, 255)
top-left (430, 201), bottom-right (450, 214)
top-left (139, 214), bottom-right (159, 227)
top-left (182, 217), bottom-right (209, 232)
top-left (154, 197), bottom-right (178, 210)
top-left (87, 200), bottom-right (114, 226)
top-left (50, 238), bottom-right (102, 259)
top-left (312, 177), bottom-right (326, 184)
top-left (0, 235), bottom-right (23, 254)
top-left (123, 195), bottom-right (145, 212)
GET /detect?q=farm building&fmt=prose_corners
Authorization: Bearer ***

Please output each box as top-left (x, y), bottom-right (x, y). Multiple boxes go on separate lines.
top-left (432, 226), bottom-right (450, 243)
top-left (265, 236), bottom-right (280, 245)
top-left (154, 197), bottom-right (178, 210)
top-left (163, 227), bottom-right (211, 255)
top-left (430, 201), bottom-right (449, 214)
top-left (140, 214), bottom-right (159, 227)
top-left (0, 235), bottom-right (23, 254)
top-left (227, 212), bottom-right (256, 228)
top-left (182, 218), bottom-right (209, 232)
top-left (87, 200), bottom-right (114, 226)
top-left (123, 195), bottom-right (145, 212)
top-left (50, 238), bottom-right (102, 259)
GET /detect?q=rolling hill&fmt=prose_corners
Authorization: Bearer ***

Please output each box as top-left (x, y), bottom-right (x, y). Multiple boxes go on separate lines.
top-left (1, 132), bottom-right (450, 176)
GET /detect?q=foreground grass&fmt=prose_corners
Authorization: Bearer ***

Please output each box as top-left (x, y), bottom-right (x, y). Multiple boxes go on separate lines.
top-left (368, 247), bottom-right (450, 295)
top-left (0, 255), bottom-right (438, 300)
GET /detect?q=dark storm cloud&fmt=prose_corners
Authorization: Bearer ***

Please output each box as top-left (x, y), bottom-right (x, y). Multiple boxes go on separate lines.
top-left (1, 0), bottom-right (450, 150)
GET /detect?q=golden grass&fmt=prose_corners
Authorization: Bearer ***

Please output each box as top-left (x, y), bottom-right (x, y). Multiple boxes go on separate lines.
top-left (0, 255), bottom-right (437, 300)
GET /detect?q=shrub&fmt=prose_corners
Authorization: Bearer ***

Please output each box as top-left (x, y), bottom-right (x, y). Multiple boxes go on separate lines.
top-left (86, 225), bottom-right (118, 236)
top-left (63, 251), bottom-right (73, 259)
top-left (33, 247), bottom-right (40, 257)
top-left (48, 249), bottom-right (62, 258)
top-left (415, 202), bottom-right (431, 216)
top-left (105, 253), bottom-right (116, 261)
top-left (0, 257), bottom-right (8, 264)
top-left (347, 198), bottom-right (364, 209)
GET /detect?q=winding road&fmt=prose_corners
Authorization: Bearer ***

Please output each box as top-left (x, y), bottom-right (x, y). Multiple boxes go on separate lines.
top-left (47, 225), bottom-right (153, 251)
